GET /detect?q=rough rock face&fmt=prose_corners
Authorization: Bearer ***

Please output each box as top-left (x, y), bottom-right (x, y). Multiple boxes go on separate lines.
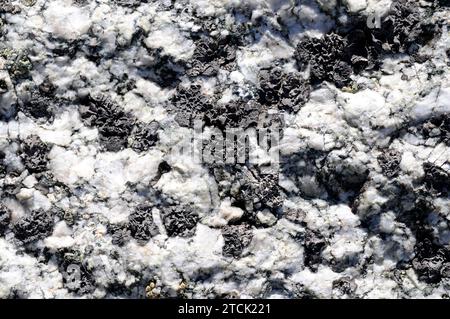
top-left (0, 0), bottom-right (449, 299)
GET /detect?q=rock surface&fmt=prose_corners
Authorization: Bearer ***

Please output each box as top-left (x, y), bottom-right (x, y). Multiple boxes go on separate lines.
top-left (0, 0), bottom-right (449, 299)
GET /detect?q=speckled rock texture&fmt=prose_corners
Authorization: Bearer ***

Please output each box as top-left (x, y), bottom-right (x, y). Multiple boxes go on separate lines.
top-left (0, 0), bottom-right (449, 299)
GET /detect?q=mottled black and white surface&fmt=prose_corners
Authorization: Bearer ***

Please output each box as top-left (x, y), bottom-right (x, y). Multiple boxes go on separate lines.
top-left (0, 0), bottom-right (450, 299)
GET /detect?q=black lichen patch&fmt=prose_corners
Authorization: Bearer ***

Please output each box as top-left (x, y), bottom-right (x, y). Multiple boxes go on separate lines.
top-left (295, 33), bottom-right (351, 88)
top-left (1, 179), bottom-right (20, 198)
top-left (381, 0), bottom-right (438, 54)
top-left (13, 209), bottom-right (54, 244)
top-left (318, 154), bottom-right (369, 201)
top-left (332, 277), bottom-right (357, 298)
top-left (222, 224), bottom-right (253, 258)
top-left (0, 78), bottom-right (8, 93)
top-left (186, 34), bottom-right (239, 77)
top-left (412, 236), bottom-right (449, 284)
top-left (373, 184), bottom-right (450, 285)
top-left (257, 67), bottom-right (311, 113)
top-left (18, 86), bottom-right (57, 122)
top-left (204, 99), bottom-right (263, 131)
top-left (79, 94), bottom-right (161, 152)
top-left (0, 150), bottom-right (5, 178)
top-left (330, 61), bottom-right (353, 89)
top-left (168, 84), bottom-right (212, 127)
top-left (116, 74), bottom-right (136, 95)
top-left (378, 149), bottom-right (402, 178)
top-left (295, 1), bottom-right (441, 88)
top-left (167, 85), bottom-right (274, 131)
top-left (128, 121), bottom-right (160, 153)
top-left (128, 204), bottom-right (159, 243)
top-left (169, 83), bottom-right (280, 132)
top-left (50, 37), bottom-right (80, 59)
top-left (242, 171), bottom-right (283, 213)
top-left (408, 195), bottom-right (450, 284)
top-left (210, 164), bottom-right (282, 218)
top-left (19, 135), bottom-right (51, 174)
top-left (162, 205), bottom-right (199, 237)
top-left (79, 94), bottom-right (134, 152)
top-left (423, 162), bottom-right (449, 194)
top-left (0, 203), bottom-right (10, 235)
top-left (0, 48), bottom-right (33, 82)
top-left (341, 0), bottom-right (440, 69)
top-left (111, 0), bottom-right (148, 8)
